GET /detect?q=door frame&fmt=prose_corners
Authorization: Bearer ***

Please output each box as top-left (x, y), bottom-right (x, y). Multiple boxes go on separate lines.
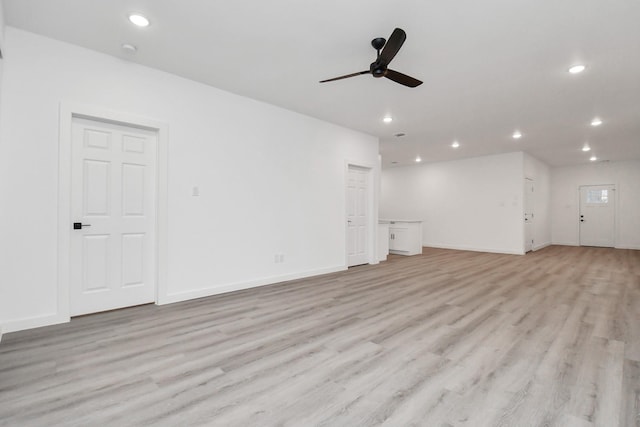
top-left (344, 161), bottom-right (378, 267)
top-left (578, 183), bottom-right (617, 247)
top-left (57, 103), bottom-right (169, 322)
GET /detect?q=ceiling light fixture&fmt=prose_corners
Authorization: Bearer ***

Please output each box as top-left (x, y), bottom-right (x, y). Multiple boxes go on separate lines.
top-left (383, 116), bottom-right (393, 123)
top-left (415, 156), bottom-right (422, 163)
top-left (568, 64), bottom-right (586, 74)
top-left (582, 145), bottom-right (591, 152)
top-left (121, 43), bottom-right (137, 54)
top-left (128, 14), bottom-right (150, 27)
top-left (512, 131), bottom-right (522, 139)
top-left (590, 156), bottom-right (597, 161)
top-left (451, 141), bottom-right (460, 148)
top-left (590, 118), bottom-right (603, 126)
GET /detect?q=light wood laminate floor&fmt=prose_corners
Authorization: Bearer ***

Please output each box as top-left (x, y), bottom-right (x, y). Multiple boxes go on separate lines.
top-left (1, 246), bottom-right (639, 426)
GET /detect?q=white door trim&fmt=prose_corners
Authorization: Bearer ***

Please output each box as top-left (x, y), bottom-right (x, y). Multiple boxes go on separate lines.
top-left (344, 160), bottom-right (378, 267)
top-left (57, 102), bottom-right (169, 322)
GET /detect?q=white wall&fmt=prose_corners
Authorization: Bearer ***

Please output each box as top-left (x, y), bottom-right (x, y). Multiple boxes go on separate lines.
top-left (0, 0), bottom-right (4, 54)
top-left (0, 1), bottom-right (5, 340)
top-left (0, 27), bottom-right (379, 332)
top-left (551, 160), bottom-right (640, 249)
top-left (524, 153), bottom-right (552, 250)
top-left (0, 0), bottom-right (5, 120)
top-left (381, 152), bottom-right (526, 255)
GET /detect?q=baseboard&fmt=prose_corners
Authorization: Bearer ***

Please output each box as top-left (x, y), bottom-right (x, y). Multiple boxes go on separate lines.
top-left (159, 265), bottom-right (347, 305)
top-left (550, 242), bottom-right (639, 250)
top-left (424, 244), bottom-right (525, 256)
top-left (551, 241), bottom-right (579, 246)
top-left (533, 242), bottom-right (552, 251)
top-left (2, 312), bottom-right (70, 334)
top-left (616, 244), bottom-right (640, 250)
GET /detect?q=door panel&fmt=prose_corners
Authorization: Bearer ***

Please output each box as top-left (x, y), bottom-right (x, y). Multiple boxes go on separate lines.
top-left (83, 235), bottom-right (110, 292)
top-left (70, 117), bottom-right (157, 316)
top-left (123, 134), bottom-right (146, 153)
top-left (84, 160), bottom-right (110, 215)
top-left (122, 233), bottom-right (145, 287)
top-left (579, 185), bottom-right (615, 247)
top-left (122, 163), bottom-right (145, 215)
top-left (84, 128), bottom-right (111, 150)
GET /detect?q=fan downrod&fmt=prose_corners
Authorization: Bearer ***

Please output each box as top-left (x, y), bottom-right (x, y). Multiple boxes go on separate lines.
top-left (371, 37), bottom-right (388, 77)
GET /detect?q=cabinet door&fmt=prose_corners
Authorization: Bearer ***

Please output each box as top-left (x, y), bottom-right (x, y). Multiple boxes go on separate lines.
top-left (389, 227), bottom-right (409, 250)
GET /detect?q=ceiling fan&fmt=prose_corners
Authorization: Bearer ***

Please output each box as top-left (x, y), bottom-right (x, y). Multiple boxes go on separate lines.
top-left (319, 28), bottom-right (423, 88)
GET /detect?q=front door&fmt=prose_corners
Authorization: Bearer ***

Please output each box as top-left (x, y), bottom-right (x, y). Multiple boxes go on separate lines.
top-left (70, 117), bottom-right (157, 316)
top-left (347, 165), bottom-right (369, 267)
top-left (579, 184), bottom-right (615, 247)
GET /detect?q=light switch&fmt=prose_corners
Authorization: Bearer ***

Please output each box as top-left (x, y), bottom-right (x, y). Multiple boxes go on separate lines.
top-left (192, 186), bottom-right (200, 196)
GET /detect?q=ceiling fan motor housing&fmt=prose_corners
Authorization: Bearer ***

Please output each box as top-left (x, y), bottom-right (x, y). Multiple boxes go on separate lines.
top-left (371, 62), bottom-right (387, 78)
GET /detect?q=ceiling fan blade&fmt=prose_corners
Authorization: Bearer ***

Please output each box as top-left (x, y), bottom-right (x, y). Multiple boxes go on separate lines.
top-left (319, 70), bottom-right (370, 83)
top-left (385, 69), bottom-right (423, 87)
top-left (378, 28), bottom-right (406, 66)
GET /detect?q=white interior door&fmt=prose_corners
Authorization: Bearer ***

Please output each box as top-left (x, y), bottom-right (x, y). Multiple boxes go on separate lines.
top-left (524, 178), bottom-right (534, 252)
top-left (70, 117), bottom-right (157, 316)
top-left (579, 184), bottom-right (615, 247)
top-left (347, 165), bottom-right (369, 267)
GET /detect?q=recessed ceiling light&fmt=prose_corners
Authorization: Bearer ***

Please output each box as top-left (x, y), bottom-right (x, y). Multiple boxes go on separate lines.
top-left (121, 43), bottom-right (137, 54)
top-left (590, 118), bottom-right (603, 126)
top-left (568, 64), bottom-right (586, 74)
top-left (451, 141), bottom-right (460, 148)
top-left (383, 116), bottom-right (393, 123)
top-left (415, 156), bottom-right (422, 163)
top-left (512, 131), bottom-right (522, 139)
top-left (582, 145), bottom-right (591, 152)
top-left (128, 14), bottom-right (150, 27)
top-left (590, 156), bottom-right (597, 161)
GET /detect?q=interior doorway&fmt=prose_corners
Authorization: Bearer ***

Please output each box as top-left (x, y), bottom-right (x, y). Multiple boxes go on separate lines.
top-left (69, 117), bottom-right (158, 316)
top-left (524, 178), bottom-right (534, 252)
top-left (58, 103), bottom-right (168, 323)
top-left (346, 165), bottom-right (371, 267)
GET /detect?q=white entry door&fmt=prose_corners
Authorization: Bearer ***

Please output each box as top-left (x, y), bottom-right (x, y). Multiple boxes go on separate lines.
top-left (347, 166), bottom-right (369, 267)
top-left (524, 178), bottom-right (534, 252)
top-left (70, 117), bottom-right (157, 316)
top-left (579, 185), bottom-right (615, 247)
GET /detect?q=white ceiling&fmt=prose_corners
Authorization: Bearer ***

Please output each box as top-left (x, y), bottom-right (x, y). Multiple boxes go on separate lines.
top-left (3, 0), bottom-right (640, 168)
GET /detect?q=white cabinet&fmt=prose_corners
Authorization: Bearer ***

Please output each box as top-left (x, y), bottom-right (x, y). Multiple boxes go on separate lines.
top-left (388, 220), bottom-right (422, 256)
